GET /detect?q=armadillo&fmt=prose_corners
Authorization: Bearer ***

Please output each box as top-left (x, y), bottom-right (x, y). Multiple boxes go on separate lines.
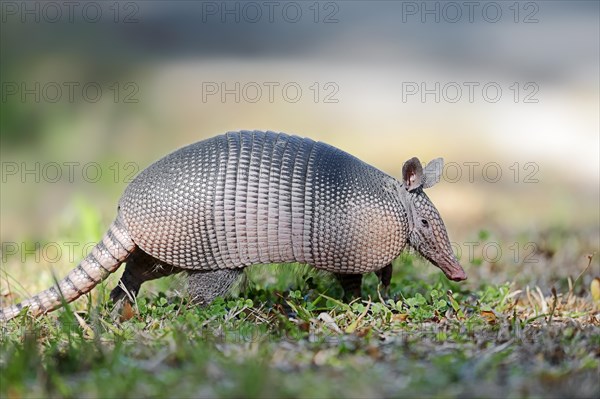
top-left (0, 130), bottom-right (466, 321)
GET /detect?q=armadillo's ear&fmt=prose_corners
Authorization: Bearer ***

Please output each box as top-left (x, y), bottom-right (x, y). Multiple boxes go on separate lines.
top-left (402, 157), bottom-right (423, 191)
top-left (422, 158), bottom-right (444, 189)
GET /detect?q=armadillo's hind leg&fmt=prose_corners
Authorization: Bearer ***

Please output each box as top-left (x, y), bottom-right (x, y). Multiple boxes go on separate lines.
top-left (109, 249), bottom-right (182, 304)
top-left (186, 269), bottom-right (244, 306)
top-left (335, 273), bottom-right (363, 300)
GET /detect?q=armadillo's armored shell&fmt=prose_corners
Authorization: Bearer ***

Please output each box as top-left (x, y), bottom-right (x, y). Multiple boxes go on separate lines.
top-left (119, 131), bottom-right (407, 274)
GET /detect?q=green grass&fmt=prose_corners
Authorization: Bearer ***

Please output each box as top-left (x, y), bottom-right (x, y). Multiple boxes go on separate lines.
top-left (1, 201), bottom-right (599, 398)
top-left (2, 264), bottom-right (598, 398)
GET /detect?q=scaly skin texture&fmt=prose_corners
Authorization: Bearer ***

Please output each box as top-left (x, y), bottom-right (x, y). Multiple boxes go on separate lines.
top-left (119, 131), bottom-right (407, 273)
top-left (0, 217), bottom-right (135, 321)
top-left (0, 130), bottom-right (466, 322)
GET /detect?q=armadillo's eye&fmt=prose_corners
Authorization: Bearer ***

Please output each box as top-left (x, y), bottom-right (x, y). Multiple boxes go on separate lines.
top-left (421, 219), bottom-right (429, 228)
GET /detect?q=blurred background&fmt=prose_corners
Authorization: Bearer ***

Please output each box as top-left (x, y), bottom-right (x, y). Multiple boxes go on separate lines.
top-left (1, 1), bottom-right (598, 295)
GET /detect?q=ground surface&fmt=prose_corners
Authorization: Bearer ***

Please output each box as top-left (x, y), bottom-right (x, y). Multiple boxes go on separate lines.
top-left (1, 208), bottom-right (599, 399)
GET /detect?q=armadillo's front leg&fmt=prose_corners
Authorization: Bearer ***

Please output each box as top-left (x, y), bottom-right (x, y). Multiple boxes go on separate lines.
top-left (110, 249), bottom-right (182, 304)
top-left (336, 263), bottom-right (393, 301)
top-left (375, 264), bottom-right (393, 288)
top-left (186, 269), bottom-right (244, 306)
top-left (375, 263), bottom-right (393, 299)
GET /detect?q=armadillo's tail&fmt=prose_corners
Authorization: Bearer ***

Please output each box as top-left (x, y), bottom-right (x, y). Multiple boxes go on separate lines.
top-left (0, 216), bottom-right (135, 322)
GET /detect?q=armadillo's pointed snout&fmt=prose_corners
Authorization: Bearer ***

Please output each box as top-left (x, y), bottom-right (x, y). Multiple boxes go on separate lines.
top-left (448, 267), bottom-right (467, 281)
top-left (438, 257), bottom-right (467, 282)
top-left (440, 260), bottom-right (467, 281)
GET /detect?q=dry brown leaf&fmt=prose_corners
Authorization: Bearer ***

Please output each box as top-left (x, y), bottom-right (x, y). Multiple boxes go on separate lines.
top-left (297, 321), bottom-right (310, 332)
top-left (480, 310), bottom-right (497, 323)
top-left (391, 314), bottom-right (409, 322)
top-left (120, 301), bottom-right (135, 322)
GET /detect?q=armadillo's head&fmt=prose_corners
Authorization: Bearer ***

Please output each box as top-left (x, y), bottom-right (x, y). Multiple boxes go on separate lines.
top-left (401, 157), bottom-right (467, 282)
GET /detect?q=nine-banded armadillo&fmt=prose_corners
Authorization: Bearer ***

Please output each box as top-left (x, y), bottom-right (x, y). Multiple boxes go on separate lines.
top-left (0, 130), bottom-right (466, 321)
